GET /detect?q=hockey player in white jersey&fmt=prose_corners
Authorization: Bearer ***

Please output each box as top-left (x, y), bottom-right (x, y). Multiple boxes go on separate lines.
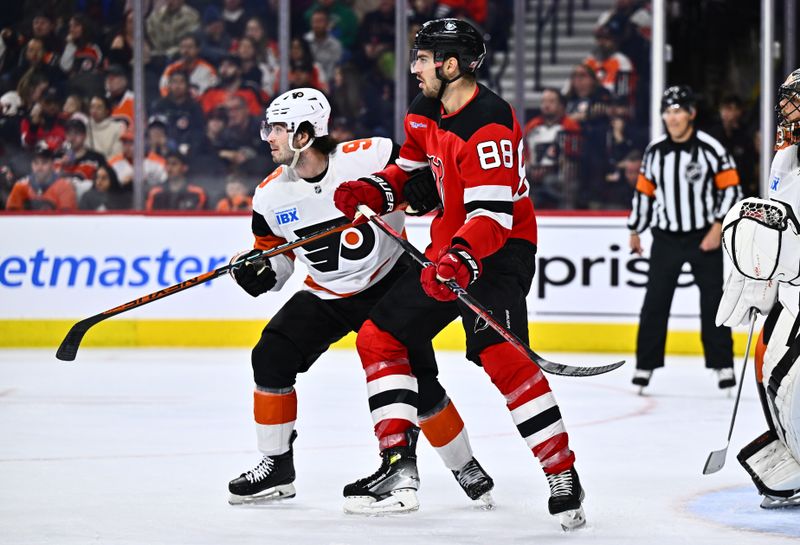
top-left (226, 88), bottom-right (495, 511)
top-left (716, 68), bottom-right (800, 509)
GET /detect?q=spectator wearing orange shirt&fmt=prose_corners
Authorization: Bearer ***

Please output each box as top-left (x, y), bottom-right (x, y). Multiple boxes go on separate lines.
top-left (6, 145), bottom-right (76, 210)
top-left (215, 174), bottom-right (252, 211)
top-left (146, 151), bottom-right (206, 210)
top-left (106, 65), bottom-right (135, 128)
top-left (109, 128), bottom-right (167, 189)
top-left (159, 34), bottom-right (218, 98)
top-left (584, 23), bottom-right (636, 104)
top-left (199, 54), bottom-right (264, 117)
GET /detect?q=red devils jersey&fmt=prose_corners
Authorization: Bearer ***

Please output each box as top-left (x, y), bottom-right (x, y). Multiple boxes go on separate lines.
top-left (377, 84), bottom-right (537, 261)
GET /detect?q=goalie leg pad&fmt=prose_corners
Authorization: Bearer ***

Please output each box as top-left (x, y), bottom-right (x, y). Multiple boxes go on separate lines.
top-left (761, 307), bottom-right (800, 460)
top-left (738, 430), bottom-right (800, 498)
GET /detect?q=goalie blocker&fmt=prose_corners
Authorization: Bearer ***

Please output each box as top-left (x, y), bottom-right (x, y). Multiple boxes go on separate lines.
top-left (718, 197), bottom-right (800, 508)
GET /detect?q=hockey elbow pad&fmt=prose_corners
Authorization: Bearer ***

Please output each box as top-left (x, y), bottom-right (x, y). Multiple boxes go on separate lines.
top-left (230, 249), bottom-right (277, 297)
top-left (402, 168), bottom-right (441, 216)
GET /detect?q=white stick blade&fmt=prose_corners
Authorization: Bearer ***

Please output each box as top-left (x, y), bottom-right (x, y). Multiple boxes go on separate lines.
top-left (702, 448), bottom-right (728, 474)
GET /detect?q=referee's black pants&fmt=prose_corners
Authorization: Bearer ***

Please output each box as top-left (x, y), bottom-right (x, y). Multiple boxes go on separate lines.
top-left (636, 228), bottom-right (734, 370)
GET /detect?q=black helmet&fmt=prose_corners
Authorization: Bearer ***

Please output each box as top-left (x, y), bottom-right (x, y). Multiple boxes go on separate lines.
top-left (412, 18), bottom-right (486, 74)
top-left (661, 85), bottom-right (695, 112)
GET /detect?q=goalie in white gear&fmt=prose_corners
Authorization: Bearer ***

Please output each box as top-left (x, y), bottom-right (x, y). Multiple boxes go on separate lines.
top-left (226, 88), bottom-right (495, 511)
top-left (716, 68), bottom-right (800, 509)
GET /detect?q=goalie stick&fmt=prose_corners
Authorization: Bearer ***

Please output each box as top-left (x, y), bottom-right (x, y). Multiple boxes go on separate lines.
top-left (55, 219), bottom-right (352, 362)
top-left (356, 205), bottom-right (625, 377)
top-left (702, 308), bottom-right (758, 475)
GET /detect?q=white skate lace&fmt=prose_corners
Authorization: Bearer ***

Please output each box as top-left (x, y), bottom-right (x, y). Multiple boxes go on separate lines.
top-left (546, 471), bottom-right (573, 497)
top-left (245, 456), bottom-right (275, 483)
top-left (456, 460), bottom-right (486, 487)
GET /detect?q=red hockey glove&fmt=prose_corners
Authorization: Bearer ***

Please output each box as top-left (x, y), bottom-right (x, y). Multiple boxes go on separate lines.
top-left (420, 244), bottom-right (482, 302)
top-left (333, 175), bottom-right (396, 223)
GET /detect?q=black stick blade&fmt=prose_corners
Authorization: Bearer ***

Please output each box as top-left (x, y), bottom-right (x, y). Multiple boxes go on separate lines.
top-left (55, 321), bottom-right (93, 361)
top-left (537, 359), bottom-right (626, 377)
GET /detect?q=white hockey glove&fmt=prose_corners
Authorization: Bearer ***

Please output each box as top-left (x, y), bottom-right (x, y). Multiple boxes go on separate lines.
top-left (721, 197), bottom-right (800, 285)
top-left (716, 269), bottom-right (778, 327)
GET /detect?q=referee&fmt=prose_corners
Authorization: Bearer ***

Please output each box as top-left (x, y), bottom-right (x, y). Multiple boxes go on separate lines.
top-left (628, 85), bottom-right (742, 391)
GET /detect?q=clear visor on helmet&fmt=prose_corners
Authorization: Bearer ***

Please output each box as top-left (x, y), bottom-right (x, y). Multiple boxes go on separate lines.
top-left (409, 49), bottom-right (438, 73)
top-left (259, 121), bottom-right (289, 141)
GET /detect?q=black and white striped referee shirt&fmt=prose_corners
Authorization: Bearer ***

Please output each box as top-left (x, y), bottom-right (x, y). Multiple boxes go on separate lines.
top-left (628, 129), bottom-right (742, 233)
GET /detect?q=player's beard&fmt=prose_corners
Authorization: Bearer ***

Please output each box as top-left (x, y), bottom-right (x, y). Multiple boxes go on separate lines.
top-left (271, 145), bottom-right (293, 166)
top-left (420, 76), bottom-right (442, 98)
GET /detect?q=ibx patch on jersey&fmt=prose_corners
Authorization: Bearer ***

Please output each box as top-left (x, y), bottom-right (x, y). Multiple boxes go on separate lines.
top-left (771, 176), bottom-right (781, 191)
top-left (275, 207), bottom-right (300, 225)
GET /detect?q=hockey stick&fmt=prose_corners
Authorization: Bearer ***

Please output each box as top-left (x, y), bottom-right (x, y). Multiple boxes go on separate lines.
top-left (357, 205), bottom-right (625, 377)
top-left (55, 219), bottom-right (352, 362)
top-left (702, 307), bottom-right (758, 475)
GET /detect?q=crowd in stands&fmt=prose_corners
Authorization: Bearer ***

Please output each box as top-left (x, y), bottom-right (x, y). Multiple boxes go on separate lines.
top-left (0, 0), bottom-right (762, 212)
top-left (523, 0), bottom-right (762, 210)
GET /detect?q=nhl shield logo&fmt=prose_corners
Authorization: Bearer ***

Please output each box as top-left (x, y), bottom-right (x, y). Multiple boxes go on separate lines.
top-left (684, 161), bottom-right (705, 185)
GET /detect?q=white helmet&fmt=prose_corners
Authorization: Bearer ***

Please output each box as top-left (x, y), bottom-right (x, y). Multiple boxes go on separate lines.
top-left (262, 87), bottom-right (330, 141)
top-left (0, 91), bottom-right (22, 116)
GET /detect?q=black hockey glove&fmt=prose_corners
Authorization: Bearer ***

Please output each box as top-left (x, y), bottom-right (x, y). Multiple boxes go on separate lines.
top-left (402, 168), bottom-right (441, 216)
top-left (231, 249), bottom-right (277, 297)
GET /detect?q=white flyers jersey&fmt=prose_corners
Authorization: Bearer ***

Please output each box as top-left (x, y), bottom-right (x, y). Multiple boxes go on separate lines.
top-left (768, 144), bottom-right (800, 316)
top-left (251, 137), bottom-right (405, 300)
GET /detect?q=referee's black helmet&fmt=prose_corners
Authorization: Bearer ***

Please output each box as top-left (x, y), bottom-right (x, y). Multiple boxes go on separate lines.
top-left (661, 85), bottom-right (695, 112)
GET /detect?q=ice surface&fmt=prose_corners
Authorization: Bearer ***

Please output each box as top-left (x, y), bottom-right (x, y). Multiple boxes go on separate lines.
top-left (1, 348), bottom-right (798, 545)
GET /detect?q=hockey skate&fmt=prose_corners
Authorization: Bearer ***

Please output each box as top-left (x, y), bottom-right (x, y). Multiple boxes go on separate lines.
top-left (546, 466), bottom-right (586, 531)
top-left (761, 493), bottom-right (800, 509)
top-left (716, 367), bottom-right (736, 390)
top-left (452, 457), bottom-right (495, 509)
top-left (343, 427), bottom-right (421, 515)
top-left (228, 431), bottom-right (297, 505)
top-left (632, 369), bottom-right (652, 394)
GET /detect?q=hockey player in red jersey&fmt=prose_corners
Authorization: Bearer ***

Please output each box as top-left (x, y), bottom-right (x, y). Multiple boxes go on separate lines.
top-left (716, 69), bottom-right (800, 509)
top-left (333, 19), bottom-right (586, 529)
top-left (226, 87), bottom-right (494, 509)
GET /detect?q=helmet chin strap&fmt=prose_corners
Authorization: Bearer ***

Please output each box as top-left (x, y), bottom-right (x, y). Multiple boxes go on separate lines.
top-left (435, 62), bottom-right (464, 101)
top-left (288, 132), bottom-right (315, 169)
